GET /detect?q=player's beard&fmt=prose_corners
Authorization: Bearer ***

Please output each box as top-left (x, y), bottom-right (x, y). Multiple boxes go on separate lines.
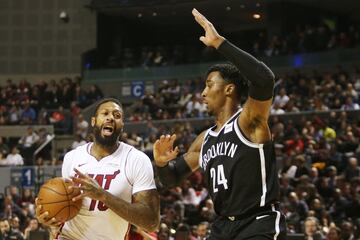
top-left (93, 124), bottom-right (122, 147)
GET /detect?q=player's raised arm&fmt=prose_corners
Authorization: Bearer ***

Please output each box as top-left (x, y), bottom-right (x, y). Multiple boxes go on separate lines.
top-left (192, 8), bottom-right (275, 142)
top-left (153, 132), bottom-right (205, 188)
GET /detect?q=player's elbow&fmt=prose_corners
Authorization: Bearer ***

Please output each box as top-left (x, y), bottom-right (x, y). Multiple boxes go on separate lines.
top-left (144, 216), bottom-right (160, 232)
top-left (259, 61), bottom-right (275, 82)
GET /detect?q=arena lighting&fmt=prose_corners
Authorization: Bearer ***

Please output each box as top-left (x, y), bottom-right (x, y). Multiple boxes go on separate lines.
top-left (59, 10), bottom-right (69, 23)
top-left (253, 13), bottom-right (261, 19)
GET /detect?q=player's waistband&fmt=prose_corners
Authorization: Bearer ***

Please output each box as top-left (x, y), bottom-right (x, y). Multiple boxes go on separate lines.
top-left (224, 203), bottom-right (280, 221)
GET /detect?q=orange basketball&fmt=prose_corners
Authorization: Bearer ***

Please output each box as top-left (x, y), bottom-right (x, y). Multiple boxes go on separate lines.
top-left (37, 177), bottom-right (82, 222)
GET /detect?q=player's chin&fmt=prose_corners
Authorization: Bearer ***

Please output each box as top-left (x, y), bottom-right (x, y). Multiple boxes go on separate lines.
top-left (206, 107), bottom-right (214, 115)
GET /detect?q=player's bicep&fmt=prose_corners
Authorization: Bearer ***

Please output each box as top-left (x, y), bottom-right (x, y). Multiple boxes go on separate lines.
top-left (240, 97), bottom-right (272, 143)
top-left (183, 131), bottom-right (206, 171)
top-left (241, 97), bottom-right (272, 126)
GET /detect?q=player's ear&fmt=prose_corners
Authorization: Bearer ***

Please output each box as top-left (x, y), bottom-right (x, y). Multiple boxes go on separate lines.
top-left (225, 84), bottom-right (235, 96)
top-left (91, 117), bottom-right (95, 127)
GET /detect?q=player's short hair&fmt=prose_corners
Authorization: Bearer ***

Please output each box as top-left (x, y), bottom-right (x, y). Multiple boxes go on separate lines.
top-left (93, 98), bottom-right (123, 116)
top-left (206, 63), bottom-right (248, 102)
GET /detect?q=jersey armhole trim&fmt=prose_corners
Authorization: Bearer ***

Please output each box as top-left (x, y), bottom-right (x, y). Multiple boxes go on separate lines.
top-left (199, 129), bottom-right (211, 169)
top-left (233, 117), bottom-right (262, 148)
top-left (124, 148), bottom-right (134, 186)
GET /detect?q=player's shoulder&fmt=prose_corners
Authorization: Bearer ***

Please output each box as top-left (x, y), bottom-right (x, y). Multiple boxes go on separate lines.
top-left (64, 143), bottom-right (91, 159)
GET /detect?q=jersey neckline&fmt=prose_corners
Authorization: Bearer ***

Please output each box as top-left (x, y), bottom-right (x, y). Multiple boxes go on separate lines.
top-left (208, 108), bottom-right (242, 137)
top-left (86, 141), bottom-right (123, 162)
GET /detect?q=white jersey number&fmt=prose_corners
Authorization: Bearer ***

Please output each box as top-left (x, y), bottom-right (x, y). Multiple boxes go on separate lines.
top-left (210, 164), bottom-right (228, 193)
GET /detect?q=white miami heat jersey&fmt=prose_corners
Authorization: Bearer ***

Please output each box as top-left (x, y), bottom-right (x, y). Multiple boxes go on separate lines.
top-left (59, 142), bottom-right (156, 240)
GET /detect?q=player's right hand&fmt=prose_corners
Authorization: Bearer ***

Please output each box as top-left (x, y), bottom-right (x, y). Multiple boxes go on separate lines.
top-left (153, 134), bottom-right (179, 167)
top-left (192, 8), bottom-right (225, 49)
top-left (35, 198), bottom-right (63, 227)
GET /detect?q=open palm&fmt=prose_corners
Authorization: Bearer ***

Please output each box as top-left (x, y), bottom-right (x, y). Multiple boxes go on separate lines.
top-left (153, 134), bottom-right (179, 167)
top-left (192, 8), bottom-right (224, 48)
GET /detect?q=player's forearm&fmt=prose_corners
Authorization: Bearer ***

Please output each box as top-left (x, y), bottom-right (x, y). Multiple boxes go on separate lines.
top-left (101, 190), bottom-right (160, 232)
top-left (217, 40), bottom-right (275, 100)
top-left (156, 155), bottom-right (193, 188)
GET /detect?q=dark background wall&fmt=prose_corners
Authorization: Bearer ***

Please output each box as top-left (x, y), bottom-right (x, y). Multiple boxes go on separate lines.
top-left (0, 0), bottom-right (96, 76)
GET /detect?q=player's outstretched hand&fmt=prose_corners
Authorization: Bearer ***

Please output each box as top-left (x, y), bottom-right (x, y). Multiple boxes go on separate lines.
top-left (192, 8), bottom-right (225, 49)
top-left (153, 134), bottom-right (179, 167)
top-left (35, 198), bottom-right (63, 227)
top-left (70, 168), bottom-right (106, 202)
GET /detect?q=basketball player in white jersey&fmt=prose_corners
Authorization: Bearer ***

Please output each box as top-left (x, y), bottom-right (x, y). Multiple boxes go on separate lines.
top-left (36, 98), bottom-right (160, 240)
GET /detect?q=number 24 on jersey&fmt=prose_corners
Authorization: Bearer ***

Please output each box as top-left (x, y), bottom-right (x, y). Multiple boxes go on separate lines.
top-left (210, 164), bottom-right (228, 193)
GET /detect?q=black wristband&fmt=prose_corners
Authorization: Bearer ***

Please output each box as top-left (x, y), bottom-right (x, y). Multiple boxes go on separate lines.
top-left (156, 156), bottom-right (192, 188)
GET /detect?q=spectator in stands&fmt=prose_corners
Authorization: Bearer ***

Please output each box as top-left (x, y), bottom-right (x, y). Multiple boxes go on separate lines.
top-left (20, 101), bottom-right (36, 125)
top-left (49, 106), bottom-right (66, 132)
top-left (18, 127), bottom-right (39, 165)
top-left (75, 113), bottom-right (89, 139)
top-left (274, 88), bottom-right (290, 108)
top-left (157, 223), bottom-right (171, 240)
top-left (9, 216), bottom-right (22, 237)
top-left (179, 180), bottom-right (202, 207)
top-left (5, 147), bottom-right (23, 166)
top-left (71, 134), bottom-right (86, 150)
top-left (0, 218), bottom-right (24, 240)
top-left (0, 105), bottom-right (6, 125)
top-left (8, 105), bottom-right (21, 125)
top-left (86, 84), bottom-right (103, 104)
top-left (271, 102), bottom-right (285, 114)
top-left (288, 192), bottom-right (309, 221)
top-left (175, 223), bottom-right (195, 240)
top-left (304, 217), bottom-right (325, 240)
top-left (196, 221), bottom-right (209, 240)
top-left (326, 225), bottom-right (341, 240)
top-left (340, 221), bottom-right (356, 240)
top-left (341, 96), bottom-right (360, 110)
top-left (329, 188), bottom-right (349, 222)
top-left (8, 186), bottom-right (21, 208)
top-left (312, 97), bottom-right (329, 111)
top-left (19, 189), bottom-right (34, 208)
top-left (343, 157), bottom-right (360, 182)
top-left (0, 153), bottom-right (7, 166)
top-left (23, 218), bottom-right (48, 240)
top-left (0, 138), bottom-right (9, 157)
top-left (0, 219), bottom-right (6, 235)
top-left (70, 101), bottom-right (81, 118)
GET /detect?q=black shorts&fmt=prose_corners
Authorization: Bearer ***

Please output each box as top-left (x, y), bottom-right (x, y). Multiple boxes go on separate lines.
top-left (208, 205), bottom-right (287, 240)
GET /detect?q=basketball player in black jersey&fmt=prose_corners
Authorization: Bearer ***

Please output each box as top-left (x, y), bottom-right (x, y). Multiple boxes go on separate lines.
top-left (153, 9), bottom-right (286, 239)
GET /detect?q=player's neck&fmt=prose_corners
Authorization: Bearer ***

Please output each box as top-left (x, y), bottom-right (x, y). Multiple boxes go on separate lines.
top-left (214, 104), bottom-right (239, 131)
top-left (90, 142), bottom-right (120, 160)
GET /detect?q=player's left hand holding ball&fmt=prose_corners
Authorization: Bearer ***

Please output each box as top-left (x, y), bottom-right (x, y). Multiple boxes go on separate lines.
top-left (35, 198), bottom-right (64, 235)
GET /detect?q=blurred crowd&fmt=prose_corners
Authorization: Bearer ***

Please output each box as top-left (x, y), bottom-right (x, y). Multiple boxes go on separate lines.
top-left (126, 66), bottom-right (360, 121)
top-left (252, 24), bottom-right (360, 58)
top-left (1, 66), bottom-right (359, 130)
top-left (0, 108), bottom-right (359, 239)
top-left (105, 24), bottom-right (360, 69)
top-left (0, 78), bottom-right (103, 134)
top-left (0, 65), bottom-right (359, 239)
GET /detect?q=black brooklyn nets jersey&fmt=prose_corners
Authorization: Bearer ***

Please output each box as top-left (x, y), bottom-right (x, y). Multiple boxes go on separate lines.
top-left (199, 109), bottom-right (279, 217)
